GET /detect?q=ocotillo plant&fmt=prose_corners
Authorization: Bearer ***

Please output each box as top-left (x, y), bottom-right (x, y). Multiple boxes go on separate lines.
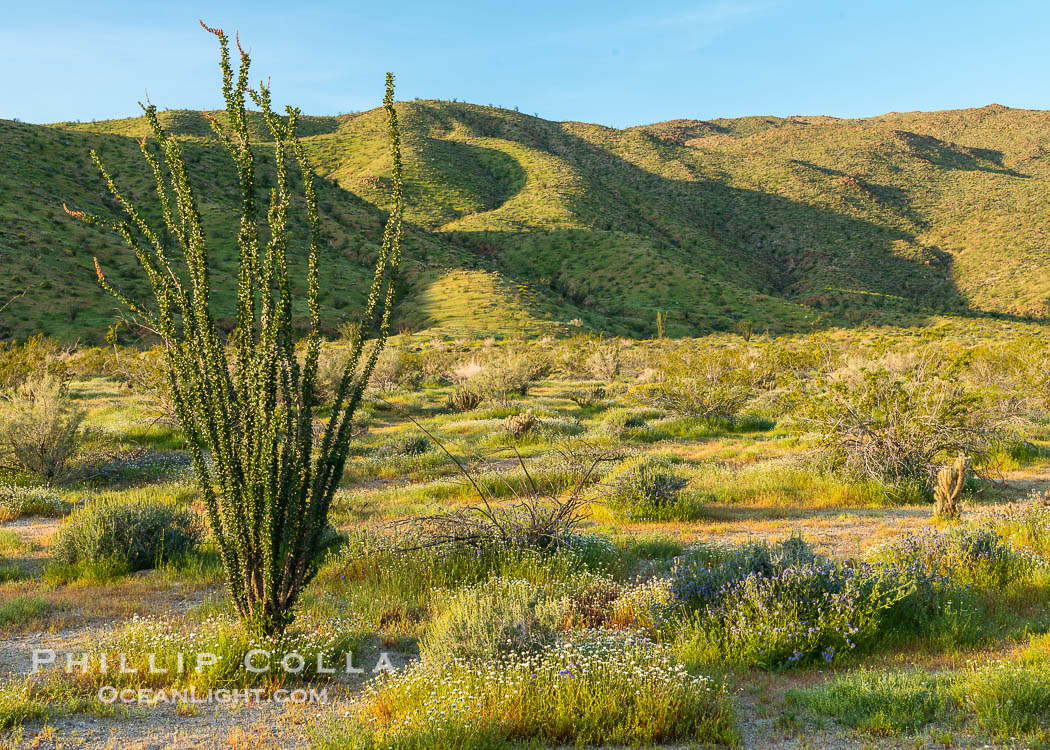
top-left (65, 21), bottom-right (404, 635)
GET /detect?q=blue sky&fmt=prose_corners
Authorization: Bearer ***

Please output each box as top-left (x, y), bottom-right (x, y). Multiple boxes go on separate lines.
top-left (2, 0), bottom-right (1046, 127)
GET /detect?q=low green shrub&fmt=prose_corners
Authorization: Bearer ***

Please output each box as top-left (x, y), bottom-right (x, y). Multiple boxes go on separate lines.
top-left (795, 366), bottom-right (1013, 495)
top-left (0, 372), bottom-right (85, 481)
top-left (0, 335), bottom-right (65, 390)
top-left (315, 344), bottom-right (425, 401)
top-left (629, 345), bottom-right (767, 421)
top-left (369, 346), bottom-right (425, 392)
top-left (468, 352), bottom-right (549, 404)
top-left (630, 379), bottom-right (751, 421)
top-left (0, 672), bottom-right (115, 732)
top-left (599, 406), bottom-right (656, 436)
top-left (964, 658), bottom-right (1050, 736)
top-left (604, 456), bottom-right (693, 521)
top-left (52, 494), bottom-right (201, 571)
top-left (42, 558), bottom-right (132, 585)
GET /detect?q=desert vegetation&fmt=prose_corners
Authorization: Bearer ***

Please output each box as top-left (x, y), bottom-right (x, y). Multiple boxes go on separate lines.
top-left (3, 319), bottom-right (1050, 747)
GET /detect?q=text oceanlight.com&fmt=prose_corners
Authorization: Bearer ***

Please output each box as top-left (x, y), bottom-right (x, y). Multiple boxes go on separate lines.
top-left (97, 687), bottom-right (329, 705)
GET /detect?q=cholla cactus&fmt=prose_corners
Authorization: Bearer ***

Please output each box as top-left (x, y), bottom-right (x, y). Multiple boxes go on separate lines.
top-left (934, 455), bottom-right (971, 520)
top-left (503, 409), bottom-right (538, 436)
top-left (65, 22), bottom-right (403, 635)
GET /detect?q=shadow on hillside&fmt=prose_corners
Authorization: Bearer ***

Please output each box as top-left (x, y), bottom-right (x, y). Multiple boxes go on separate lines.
top-left (892, 131), bottom-right (1026, 177)
top-left (414, 137), bottom-right (527, 226)
top-left (411, 103), bottom-right (1008, 335)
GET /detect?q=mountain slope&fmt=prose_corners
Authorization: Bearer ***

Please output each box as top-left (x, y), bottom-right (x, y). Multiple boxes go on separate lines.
top-left (3, 102), bottom-right (1050, 342)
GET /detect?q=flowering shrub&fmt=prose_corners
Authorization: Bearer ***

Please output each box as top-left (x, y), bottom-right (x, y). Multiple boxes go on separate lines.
top-left (866, 526), bottom-right (1043, 589)
top-left (605, 576), bottom-right (672, 634)
top-left (670, 535), bottom-right (817, 609)
top-left (670, 535), bottom-right (921, 667)
top-left (983, 492), bottom-right (1050, 559)
top-left (329, 631), bottom-right (735, 747)
top-left (676, 562), bottom-right (908, 668)
top-left (0, 485), bottom-right (68, 522)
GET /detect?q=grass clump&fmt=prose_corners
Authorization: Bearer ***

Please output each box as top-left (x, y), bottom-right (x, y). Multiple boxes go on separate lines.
top-left (421, 577), bottom-right (568, 665)
top-left (791, 636), bottom-right (1050, 740)
top-left (0, 675), bottom-right (106, 732)
top-left (787, 668), bottom-right (954, 734)
top-left (0, 595), bottom-right (53, 628)
top-left (52, 494), bottom-right (200, 571)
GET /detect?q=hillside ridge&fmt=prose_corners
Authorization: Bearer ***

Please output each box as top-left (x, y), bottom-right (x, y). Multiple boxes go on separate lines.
top-left (3, 100), bottom-right (1050, 341)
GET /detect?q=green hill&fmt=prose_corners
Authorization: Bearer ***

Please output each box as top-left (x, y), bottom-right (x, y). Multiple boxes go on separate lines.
top-left (4, 101), bottom-right (1050, 342)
